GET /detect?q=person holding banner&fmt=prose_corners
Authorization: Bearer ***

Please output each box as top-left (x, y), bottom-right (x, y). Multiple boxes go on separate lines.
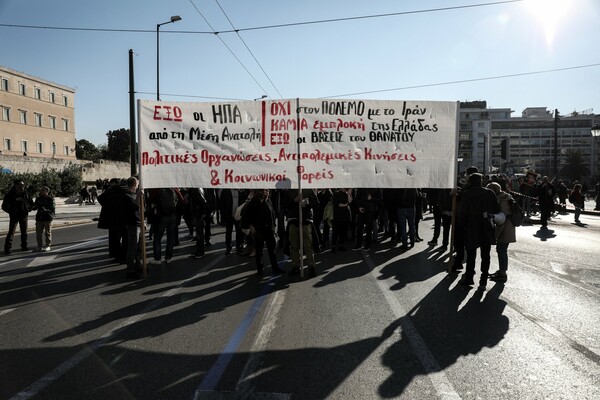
top-left (285, 189), bottom-right (319, 277)
top-left (244, 189), bottom-right (283, 276)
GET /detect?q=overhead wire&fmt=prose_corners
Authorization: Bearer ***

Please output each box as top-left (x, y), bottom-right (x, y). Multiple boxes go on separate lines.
top-left (0, 0), bottom-right (524, 35)
top-left (214, 0), bottom-right (284, 99)
top-left (5, 0), bottom-right (591, 101)
top-left (187, 0), bottom-right (271, 97)
top-left (324, 63), bottom-right (600, 98)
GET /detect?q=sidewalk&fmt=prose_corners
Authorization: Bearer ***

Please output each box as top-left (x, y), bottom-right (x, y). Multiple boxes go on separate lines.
top-left (0, 198), bottom-right (101, 235)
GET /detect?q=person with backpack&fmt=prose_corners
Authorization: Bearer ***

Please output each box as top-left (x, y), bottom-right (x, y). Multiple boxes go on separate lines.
top-left (486, 180), bottom-right (516, 283)
top-left (148, 187), bottom-right (184, 264)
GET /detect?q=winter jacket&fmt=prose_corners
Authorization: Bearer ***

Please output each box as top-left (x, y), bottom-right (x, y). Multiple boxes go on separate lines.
top-left (2, 188), bottom-right (32, 218)
top-left (33, 195), bottom-right (55, 222)
top-left (458, 186), bottom-right (501, 250)
top-left (495, 191), bottom-right (516, 244)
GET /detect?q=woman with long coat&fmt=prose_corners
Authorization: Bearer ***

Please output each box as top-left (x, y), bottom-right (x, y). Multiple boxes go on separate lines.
top-left (487, 181), bottom-right (516, 283)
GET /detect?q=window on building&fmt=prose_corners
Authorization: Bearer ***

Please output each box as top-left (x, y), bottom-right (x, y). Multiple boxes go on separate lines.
top-left (49, 116), bottom-right (56, 129)
top-left (64, 145), bottom-right (69, 155)
top-left (35, 87), bottom-right (41, 99)
top-left (1, 78), bottom-right (8, 91)
top-left (21, 140), bottom-right (28, 153)
top-left (37, 142), bottom-right (43, 153)
top-left (62, 119), bottom-right (69, 132)
top-left (19, 110), bottom-right (27, 124)
top-left (63, 95), bottom-right (68, 107)
top-left (4, 138), bottom-right (11, 151)
top-left (1, 107), bottom-right (9, 121)
top-left (49, 91), bottom-right (55, 103)
top-left (34, 113), bottom-right (42, 127)
top-left (19, 83), bottom-right (26, 96)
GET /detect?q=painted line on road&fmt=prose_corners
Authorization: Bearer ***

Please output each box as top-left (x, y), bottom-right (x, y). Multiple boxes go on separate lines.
top-left (235, 285), bottom-right (288, 398)
top-left (0, 237), bottom-right (106, 273)
top-left (9, 255), bottom-right (225, 400)
top-left (0, 307), bottom-right (17, 317)
top-left (364, 255), bottom-right (462, 400)
top-left (193, 275), bottom-right (280, 398)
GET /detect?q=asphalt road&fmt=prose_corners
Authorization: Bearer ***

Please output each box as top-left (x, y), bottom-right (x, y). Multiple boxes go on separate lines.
top-left (0, 210), bottom-right (599, 399)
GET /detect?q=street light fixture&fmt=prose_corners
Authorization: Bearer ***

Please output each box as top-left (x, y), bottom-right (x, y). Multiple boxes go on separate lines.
top-left (591, 124), bottom-right (600, 177)
top-left (591, 124), bottom-right (600, 142)
top-left (157, 15), bottom-right (182, 101)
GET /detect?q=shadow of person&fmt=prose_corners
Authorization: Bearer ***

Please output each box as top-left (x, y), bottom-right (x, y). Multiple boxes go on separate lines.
top-left (379, 278), bottom-right (509, 398)
top-left (533, 228), bottom-right (557, 241)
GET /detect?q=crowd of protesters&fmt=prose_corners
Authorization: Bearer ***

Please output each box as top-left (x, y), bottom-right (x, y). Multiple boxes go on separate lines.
top-left (2, 171), bottom-right (597, 283)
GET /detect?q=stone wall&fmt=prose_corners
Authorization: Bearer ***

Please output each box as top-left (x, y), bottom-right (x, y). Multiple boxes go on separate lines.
top-left (0, 155), bottom-right (132, 182)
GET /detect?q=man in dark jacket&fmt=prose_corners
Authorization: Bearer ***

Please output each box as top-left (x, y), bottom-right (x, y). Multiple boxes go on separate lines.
top-left (98, 178), bottom-right (128, 263)
top-left (396, 188), bottom-right (418, 249)
top-left (2, 180), bottom-right (33, 254)
top-left (353, 188), bottom-right (381, 250)
top-left (245, 189), bottom-right (284, 276)
top-left (457, 173), bottom-right (502, 288)
top-left (535, 176), bottom-right (556, 230)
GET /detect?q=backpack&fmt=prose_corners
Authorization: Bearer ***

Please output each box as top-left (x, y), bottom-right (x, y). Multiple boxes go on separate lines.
top-left (157, 188), bottom-right (177, 215)
top-left (509, 198), bottom-right (524, 227)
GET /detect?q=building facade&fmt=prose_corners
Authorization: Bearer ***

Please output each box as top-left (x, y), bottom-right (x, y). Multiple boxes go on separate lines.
top-left (491, 107), bottom-right (598, 180)
top-left (0, 66), bottom-right (76, 160)
top-left (459, 101), bottom-right (599, 183)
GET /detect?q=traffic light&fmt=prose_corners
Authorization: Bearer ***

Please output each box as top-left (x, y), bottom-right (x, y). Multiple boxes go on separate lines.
top-left (500, 139), bottom-right (508, 160)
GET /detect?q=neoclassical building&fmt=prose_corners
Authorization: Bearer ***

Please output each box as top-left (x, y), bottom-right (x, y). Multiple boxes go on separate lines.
top-left (0, 65), bottom-right (76, 160)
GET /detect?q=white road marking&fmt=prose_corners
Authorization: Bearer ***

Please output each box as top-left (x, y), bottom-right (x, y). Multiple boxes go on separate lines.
top-left (0, 307), bottom-right (17, 317)
top-left (9, 255), bottom-right (224, 400)
top-left (27, 255), bottom-right (57, 268)
top-left (550, 261), bottom-right (569, 275)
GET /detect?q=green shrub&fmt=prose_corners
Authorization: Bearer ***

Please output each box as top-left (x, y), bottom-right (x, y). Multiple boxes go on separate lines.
top-left (0, 164), bottom-right (82, 198)
top-left (58, 163), bottom-right (83, 197)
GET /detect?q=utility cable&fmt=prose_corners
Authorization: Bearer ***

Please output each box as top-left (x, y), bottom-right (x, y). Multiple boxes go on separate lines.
top-left (0, 0), bottom-right (524, 35)
top-left (187, 0), bottom-right (271, 97)
top-left (214, 0), bottom-right (284, 99)
top-left (324, 63), bottom-right (600, 98)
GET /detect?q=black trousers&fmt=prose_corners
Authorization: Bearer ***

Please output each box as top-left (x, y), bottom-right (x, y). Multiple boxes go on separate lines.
top-left (5, 215), bottom-right (28, 251)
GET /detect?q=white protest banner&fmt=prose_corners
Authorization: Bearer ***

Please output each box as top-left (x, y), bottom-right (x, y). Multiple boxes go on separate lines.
top-left (138, 99), bottom-right (458, 189)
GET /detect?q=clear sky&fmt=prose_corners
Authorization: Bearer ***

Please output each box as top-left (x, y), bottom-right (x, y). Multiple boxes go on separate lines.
top-left (1, 0), bottom-right (599, 146)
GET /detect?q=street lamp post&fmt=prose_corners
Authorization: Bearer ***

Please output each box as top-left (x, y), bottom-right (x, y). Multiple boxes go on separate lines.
top-left (156, 15), bottom-right (182, 101)
top-left (592, 124), bottom-right (600, 211)
top-left (592, 124), bottom-right (600, 175)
